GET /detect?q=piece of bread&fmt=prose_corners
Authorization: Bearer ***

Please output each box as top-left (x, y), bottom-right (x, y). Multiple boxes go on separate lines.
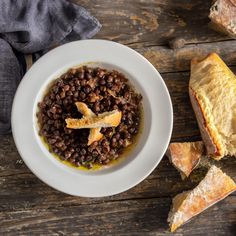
top-left (166, 141), bottom-right (205, 178)
top-left (87, 128), bottom-right (103, 146)
top-left (75, 102), bottom-right (95, 117)
top-left (66, 110), bottom-right (122, 129)
top-left (209, 0), bottom-right (236, 38)
top-left (75, 102), bottom-right (103, 145)
top-left (168, 165), bottom-right (236, 232)
top-left (189, 53), bottom-right (236, 160)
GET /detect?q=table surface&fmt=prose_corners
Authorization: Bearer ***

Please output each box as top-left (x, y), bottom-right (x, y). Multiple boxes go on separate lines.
top-left (1, 1), bottom-right (236, 235)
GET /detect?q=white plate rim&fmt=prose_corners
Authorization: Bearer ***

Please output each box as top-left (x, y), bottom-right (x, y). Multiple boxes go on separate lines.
top-left (11, 39), bottom-right (173, 197)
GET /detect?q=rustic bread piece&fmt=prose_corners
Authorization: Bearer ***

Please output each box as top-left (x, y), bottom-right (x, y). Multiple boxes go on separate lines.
top-left (87, 128), bottom-right (103, 145)
top-left (209, 0), bottom-right (236, 38)
top-left (166, 141), bottom-right (205, 178)
top-left (66, 110), bottom-right (122, 129)
top-left (75, 102), bottom-right (95, 117)
top-left (168, 165), bottom-right (236, 232)
top-left (189, 53), bottom-right (236, 159)
top-left (75, 102), bottom-right (103, 145)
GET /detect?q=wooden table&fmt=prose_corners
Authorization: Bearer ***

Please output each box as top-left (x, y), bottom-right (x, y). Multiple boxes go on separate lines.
top-left (1, 1), bottom-right (235, 235)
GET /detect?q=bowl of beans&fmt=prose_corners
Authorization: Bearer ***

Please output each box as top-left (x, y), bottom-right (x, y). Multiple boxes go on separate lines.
top-left (37, 65), bottom-right (143, 170)
top-left (12, 40), bottom-right (173, 197)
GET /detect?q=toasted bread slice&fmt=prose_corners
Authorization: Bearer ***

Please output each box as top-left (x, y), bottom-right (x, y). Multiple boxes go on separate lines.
top-left (189, 53), bottom-right (236, 159)
top-left (66, 110), bottom-right (122, 129)
top-left (75, 102), bottom-right (103, 145)
top-left (168, 165), bottom-right (236, 232)
top-left (75, 102), bottom-right (95, 117)
top-left (167, 141), bottom-right (205, 178)
top-left (87, 128), bottom-right (104, 146)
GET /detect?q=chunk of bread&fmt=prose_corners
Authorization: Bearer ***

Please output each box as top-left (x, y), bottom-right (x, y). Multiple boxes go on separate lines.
top-left (166, 141), bottom-right (205, 178)
top-left (66, 110), bottom-right (122, 129)
top-left (75, 102), bottom-right (95, 117)
top-left (209, 0), bottom-right (236, 38)
top-left (189, 53), bottom-right (236, 159)
top-left (168, 165), bottom-right (236, 232)
top-left (87, 128), bottom-right (103, 146)
top-left (75, 102), bottom-right (103, 145)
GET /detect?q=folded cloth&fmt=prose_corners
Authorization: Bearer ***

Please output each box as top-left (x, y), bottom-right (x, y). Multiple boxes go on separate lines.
top-left (0, 0), bottom-right (101, 134)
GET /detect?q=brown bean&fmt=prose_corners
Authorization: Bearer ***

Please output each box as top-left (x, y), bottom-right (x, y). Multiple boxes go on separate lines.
top-left (105, 128), bottom-right (113, 137)
top-left (114, 78), bottom-right (120, 83)
top-left (92, 150), bottom-right (98, 157)
top-left (86, 73), bottom-right (92, 80)
top-left (48, 138), bottom-right (57, 144)
top-left (80, 91), bottom-right (86, 99)
top-left (55, 141), bottom-right (64, 148)
top-left (76, 162), bottom-right (81, 166)
top-left (115, 133), bottom-right (120, 140)
top-left (102, 139), bottom-right (109, 147)
top-left (83, 85), bottom-right (91, 94)
top-left (107, 82), bottom-right (113, 88)
top-left (66, 91), bottom-right (73, 96)
top-left (119, 139), bottom-right (124, 147)
top-left (107, 75), bottom-right (113, 83)
top-left (98, 70), bottom-right (105, 78)
top-left (124, 132), bottom-right (131, 139)
top-left (86, 155), bottom-right (93, 162)
top-left (74, 91), bottom-right (79, 98)
top-left (99, 78), bottom-right (106, 85)
top-left (94, 102), bottom-right (100, 112)
top-left (63, 85), bottom-right (70, 91)
top-left (100, 86), bottom-right (106, 92)
top-left (94, 88), bottom-right (100, 95)
top-left (78, 155), bottom-right (85, 162)
top-left (113, 105), bottom-right (119, 110)
top-left (79, 72), bottom-right (85, 79)
top-left (65, 151), bottom-right (72, 159)
top-left (80, 80), bottom-right (86, 86)
top-left (80, 148), bottom-right (86, 155)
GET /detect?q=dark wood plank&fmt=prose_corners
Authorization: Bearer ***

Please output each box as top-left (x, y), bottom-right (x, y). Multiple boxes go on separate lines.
top-left (0, 196), bottom-right (235, 236)
top-left (138, 40), bottom-right (236, 73)
top-left (1, 1), bottom-right (236, 235)
top-left (73, 0), bottom-right (231, 47)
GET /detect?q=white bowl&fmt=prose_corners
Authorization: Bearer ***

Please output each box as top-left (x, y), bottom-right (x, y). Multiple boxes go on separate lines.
top-left (11, 40), bottom-right (173, 197)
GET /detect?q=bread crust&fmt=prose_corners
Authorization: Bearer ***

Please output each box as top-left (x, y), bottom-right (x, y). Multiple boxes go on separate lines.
top-left (209, 0), bottom-right (236, 38)
top-left (168, 165), bottom-right (236, 232)
top-left (189, 53), bottom-right (236, 159)
top-left (189, 88), bottom-right (220, 158)
top-left (167, 141), bottom-right (205, 178)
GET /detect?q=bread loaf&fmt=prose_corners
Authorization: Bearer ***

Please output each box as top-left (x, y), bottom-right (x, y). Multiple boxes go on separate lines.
top-left (189, 53), bottom-right (236, 159)
top-left (209, 0), bottom-right (236, 38)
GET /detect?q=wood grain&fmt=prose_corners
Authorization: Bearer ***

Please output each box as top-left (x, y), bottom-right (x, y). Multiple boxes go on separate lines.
top-left (75, 0), bottom-right (231, 47)
top-left (1, 0), bottom-right (236, 235)
top-left (0, 196), bottom-right (235, 236)
top-left (140, 40), bottom-right (236, 73)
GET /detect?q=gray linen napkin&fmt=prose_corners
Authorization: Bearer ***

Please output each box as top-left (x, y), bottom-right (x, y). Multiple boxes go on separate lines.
top-left (0, 0), bottom-right (101, 134)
